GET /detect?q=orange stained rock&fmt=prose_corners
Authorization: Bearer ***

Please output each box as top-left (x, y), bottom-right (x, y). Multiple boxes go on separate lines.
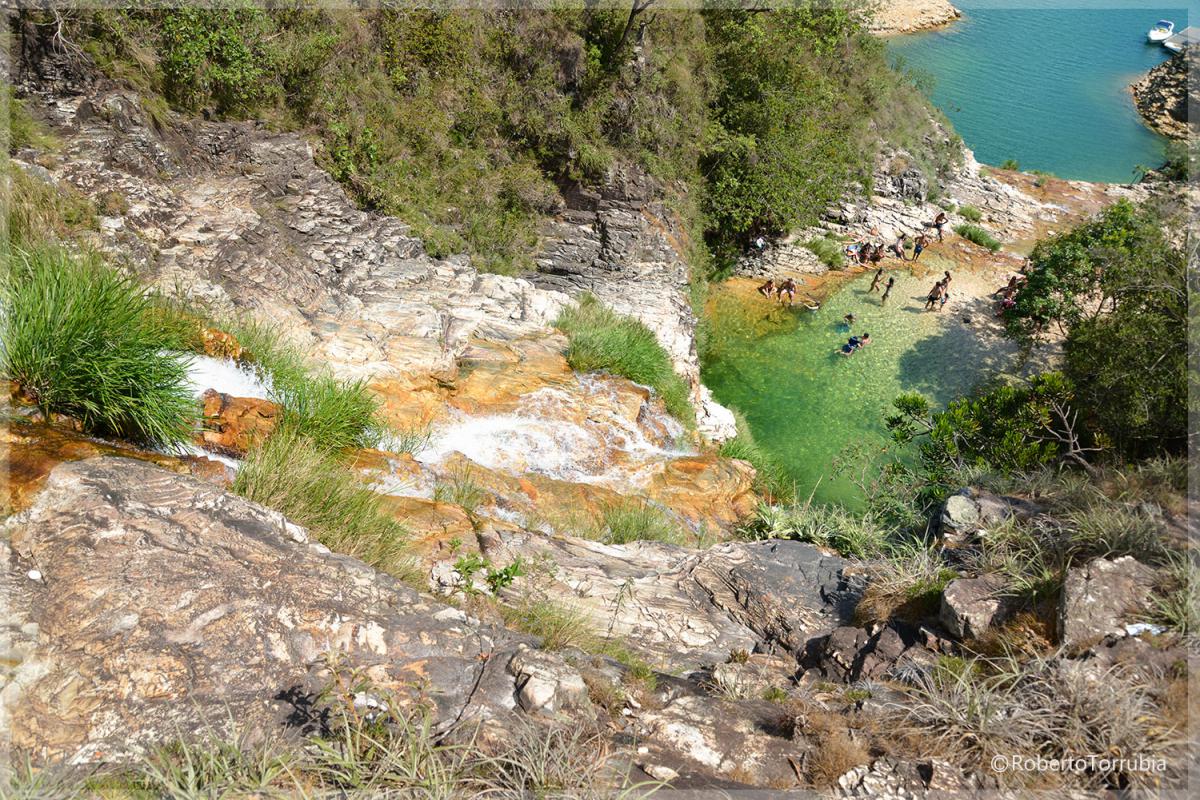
top-left (196, 389), bottom-right (278, 457)
top-left (1, 416), bottom-right (229, 515)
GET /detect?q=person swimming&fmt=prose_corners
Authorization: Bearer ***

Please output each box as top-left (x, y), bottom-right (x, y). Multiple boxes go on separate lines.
top-left (881, 276), bottom-right (895, 305)
top-left (839, 332), bottom-right (872, 355)
top-left (843, 313), bottom-right (856, 328)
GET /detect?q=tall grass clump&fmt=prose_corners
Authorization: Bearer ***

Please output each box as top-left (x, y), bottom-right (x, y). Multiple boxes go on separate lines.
top-left (957, 205), bottom-right (982, 223)
top-left (233, 426), bottom-right (414, 581)
top-left (805, 236), bottom-right (844, 269)
top-left (1, 246), bottom-right (197, 447)
top-left (596, 499), bottom-right (684, 545)
top-left (223, 318), bottom-right (385, 452)
top-left (742, 500), bottom-right (890, 560)
top-left (555, 294), bottom-right (694, 425)
top-left (954, 223), bottom-right (1001, 252)
top-left (718, 410), bottom-right (795, 502)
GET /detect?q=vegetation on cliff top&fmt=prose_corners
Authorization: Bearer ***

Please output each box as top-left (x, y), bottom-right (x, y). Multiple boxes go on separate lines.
top-left (55, 1), bottom-right (951, 275)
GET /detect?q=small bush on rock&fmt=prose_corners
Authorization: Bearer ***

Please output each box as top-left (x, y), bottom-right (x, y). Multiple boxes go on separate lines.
top-left (555, 294), bottom-right (694, 425)
top-left (1, 246), bottom-right (197, 447)
top-left (954, 223), bottom-right (1001, 252)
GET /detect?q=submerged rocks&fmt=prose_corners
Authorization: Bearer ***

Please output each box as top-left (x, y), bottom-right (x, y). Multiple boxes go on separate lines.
top-left (1058, 556), bottom-right (1156, 650)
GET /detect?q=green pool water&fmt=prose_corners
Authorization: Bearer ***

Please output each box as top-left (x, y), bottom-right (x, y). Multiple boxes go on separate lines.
top-left (701, 259), bottom-right (1036, 506)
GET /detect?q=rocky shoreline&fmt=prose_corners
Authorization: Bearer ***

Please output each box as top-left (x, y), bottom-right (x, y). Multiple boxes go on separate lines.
top-left (867, 0), bottom-right (962, 36)
top-left (1131, 48), bottom-right (1195, 140)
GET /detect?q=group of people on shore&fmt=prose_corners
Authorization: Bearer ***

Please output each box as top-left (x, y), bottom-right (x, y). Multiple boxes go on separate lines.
top-left (846, 211), bottom-right (947, 267)
top-left (756, 277), bottom-right (820, 310)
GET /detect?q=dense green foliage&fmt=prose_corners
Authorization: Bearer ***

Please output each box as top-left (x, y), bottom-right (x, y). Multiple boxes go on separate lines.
top-left (1, 246), bottom-right (197, 447)
top-left (886, 373), bottom-right (1080, 500)
top-left (60, 2), bottom-right (950, 275)
top-left (953, 222), bottom-right (1001, 252)
top-left (1003, 198), bottom-right (1186, 457)
top-left (957, 204), bottom-right (982, 222)
top-left (555, 293), bottom-right (694, 424)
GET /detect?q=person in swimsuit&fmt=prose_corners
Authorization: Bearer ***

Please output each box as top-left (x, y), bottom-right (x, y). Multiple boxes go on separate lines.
top-left (868, 244), bottom-right (884, 266)
top-left (925, 280), bottom-right (945, 311)
top-left (942, 270), bottom-right (952, 289)
top-left (911, 234), bottom-right (928, 262)
top-left (843, 313), bottom-right (856, 328)
top-left (881, 276), bottom-right (895, 305)
top-left (939, 290), bottom-right (950, 311)
top-left (778, 278), bottom-right (797, 306)
top-left (758, 278), bottom-right (776, 298)
top-left (869, 267), bottom-right (884, 292)
top-left (839, 332), bottom-right (872, 355)
top-left (889, 232), bottom-right (909, 260)
top-left (933, 211), bottom-right (948, 242)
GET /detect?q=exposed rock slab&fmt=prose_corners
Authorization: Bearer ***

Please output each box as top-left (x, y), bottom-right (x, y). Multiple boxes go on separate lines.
top-left (1131, 49), bottom-right (1195, 140)
top-left (940, 575), bottom-right (1005, 640)
top-left (866, 1), bottom-right (962, 36)
top-left (1, 457), bottom-right (534, 765)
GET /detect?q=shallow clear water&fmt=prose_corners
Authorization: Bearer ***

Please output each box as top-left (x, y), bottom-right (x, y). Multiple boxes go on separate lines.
top-left (888, 0), bottom-right (1191, 182)
top-left (702, 262), bottom-right (1033, 506)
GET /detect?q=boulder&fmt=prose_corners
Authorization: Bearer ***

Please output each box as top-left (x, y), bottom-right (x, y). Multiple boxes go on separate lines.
top-left (940, 576), bottom-right (1005, 640)
top-left (835, 756), bottom-right (988, 799)
top-left (635, 695), bottom-right (809, 788)
top-left (692, 540), bottom-right (865, 657)
top-left (1, 457), bottom-right (535, 764)
top-left (1059, 556), bottom-right (1156, 650)
top-left (804, 622), bottom-right (937, 684)
top-left (196, 389), bottom-right (278, 456)
top-left (937, 488), bottom-right (1042, 544)
top-left (507, 647), bottom-right (590, 714)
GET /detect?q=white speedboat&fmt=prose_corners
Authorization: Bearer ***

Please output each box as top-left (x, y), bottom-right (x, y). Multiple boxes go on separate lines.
top-left (1148, 20), bottom-right (1174, 43)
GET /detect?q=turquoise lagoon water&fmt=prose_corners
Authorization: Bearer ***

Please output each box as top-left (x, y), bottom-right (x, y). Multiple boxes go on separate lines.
top-left (702, 262), bottom-right (1034, 506)
top-left (888, 1), bottom-right (1191, 182)
top-left (702, 4), bottom-right (1194, 506)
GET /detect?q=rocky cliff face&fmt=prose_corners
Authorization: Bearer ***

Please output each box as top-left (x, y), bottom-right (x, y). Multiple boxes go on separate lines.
top-left (1132, 49), bottom-right (1196, 140)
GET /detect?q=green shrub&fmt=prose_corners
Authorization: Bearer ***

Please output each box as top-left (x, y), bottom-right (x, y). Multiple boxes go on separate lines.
top-left (555, 294), bottom-right (694, 425)
top-left (999, 158), bottom-right (1020, 171)
top-left (6, 164), bottom-right (97, 246)
top-left (233, 426), bottom-right (415, 582)
top-left (221, 318), bottom-right (385, 452)
top-left (805, 237), bottom-right (844, 269)
top-left (718, 411), bottom-right (794, 502)
top-left (953, 223), bottom-right (1001, 252)
top-left (597, 499), bottom-right (684, 545)
top-left (4, 89), bottom-right (59, 153)
top-left (1, 246), bottom-right (197, 447)
top-left (957, 205), bottom-right (982, 223)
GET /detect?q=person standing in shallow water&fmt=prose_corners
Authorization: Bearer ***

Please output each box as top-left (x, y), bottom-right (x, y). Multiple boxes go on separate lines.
top-left (869, 267), bottom-right (884, 293)
top-left (881, 276), bottom-right (895, 305)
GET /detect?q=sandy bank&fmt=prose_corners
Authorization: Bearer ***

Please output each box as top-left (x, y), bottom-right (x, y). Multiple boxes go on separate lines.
top-left (868, 0), bottom-right (962, 36)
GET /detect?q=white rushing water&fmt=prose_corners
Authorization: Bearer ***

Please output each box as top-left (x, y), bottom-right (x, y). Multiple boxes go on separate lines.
top-left (183, 355), bottom-right (274, 401)
top-left (413, 376), bottom-right (692, 491)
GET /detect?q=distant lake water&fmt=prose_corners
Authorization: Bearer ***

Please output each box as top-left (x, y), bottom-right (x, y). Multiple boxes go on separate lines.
top-left (888, 1), bottom-right (1192, 182)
